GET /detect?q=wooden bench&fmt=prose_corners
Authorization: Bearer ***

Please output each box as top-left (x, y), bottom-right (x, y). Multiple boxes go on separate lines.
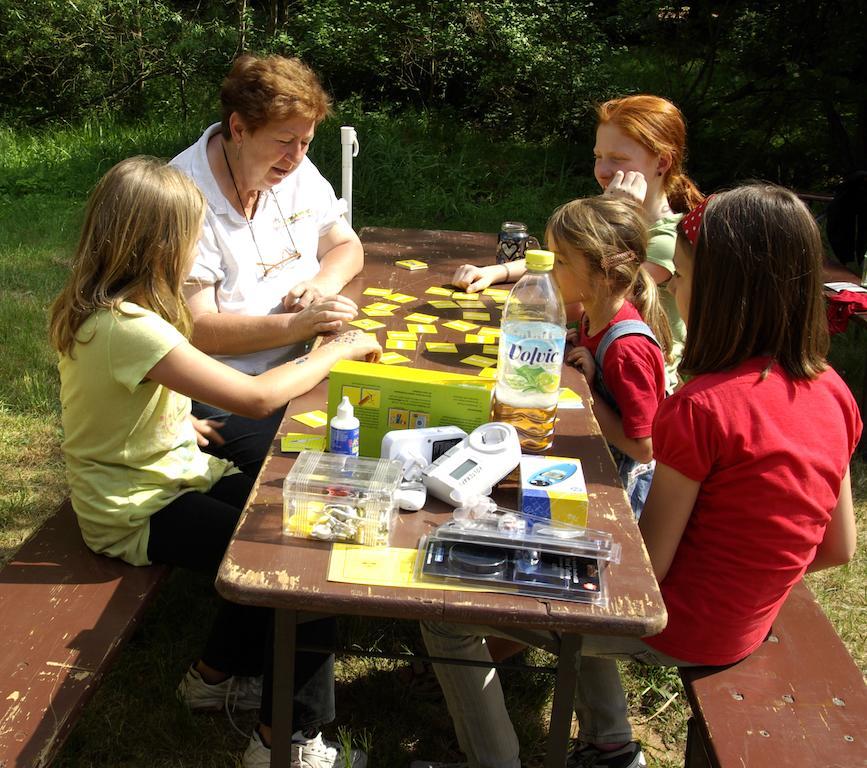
top-left (0, 500), bottom-right (169, 767)
top-left (679, 580), bottom-right (867, 768)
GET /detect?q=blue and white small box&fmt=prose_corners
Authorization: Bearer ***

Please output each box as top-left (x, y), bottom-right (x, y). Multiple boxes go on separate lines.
top-left (519, 455), bottom-right (588, 529)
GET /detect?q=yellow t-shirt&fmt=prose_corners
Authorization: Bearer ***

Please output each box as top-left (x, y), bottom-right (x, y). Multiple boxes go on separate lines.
top-left (59, 303), bottom-right (235, 565)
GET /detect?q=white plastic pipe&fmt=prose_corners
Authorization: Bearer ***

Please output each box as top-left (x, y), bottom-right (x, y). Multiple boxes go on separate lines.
top-left (340, 126), bottom-right (360, 228)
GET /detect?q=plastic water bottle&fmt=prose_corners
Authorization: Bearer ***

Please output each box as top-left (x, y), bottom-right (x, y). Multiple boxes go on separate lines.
top-left (329, 396), bottom-right (360, 456)
top-left (492, 249), bottom-right (566, 452)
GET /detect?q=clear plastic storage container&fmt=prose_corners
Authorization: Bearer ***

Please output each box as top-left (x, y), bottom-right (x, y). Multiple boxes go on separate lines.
top-left (282, 451), bottom-right (403, 546)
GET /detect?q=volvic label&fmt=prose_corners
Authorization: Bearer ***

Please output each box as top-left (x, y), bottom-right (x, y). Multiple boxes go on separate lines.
top-left (498, 329), bottom-right (565, 397)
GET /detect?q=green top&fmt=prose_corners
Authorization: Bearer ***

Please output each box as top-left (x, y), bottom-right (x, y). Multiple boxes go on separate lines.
top-left (59, 303), bottom-right (235, 565)
top-left (647, 213), bottom-right (686, 389)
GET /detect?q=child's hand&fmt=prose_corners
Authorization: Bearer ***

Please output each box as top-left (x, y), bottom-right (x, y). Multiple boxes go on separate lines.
top-left (452, 264), bottom-right (495, 293)
top-left (603, 170), bottom-right (648, 206)
top-left (189, 416), bottom-right (225, 447)
top-left (566, 345), bottom-right (596, 385)
top-left (325, 329), bottom-right (382, 363)
top-left (566, 326), bottom-right (580, 346)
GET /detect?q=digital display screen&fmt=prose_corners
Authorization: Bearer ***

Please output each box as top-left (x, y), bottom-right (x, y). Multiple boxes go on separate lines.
top-left (450, 458), bottom-right (478, 479)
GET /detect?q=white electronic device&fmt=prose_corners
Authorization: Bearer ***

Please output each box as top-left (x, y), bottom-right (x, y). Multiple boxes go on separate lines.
top-left (422, 422), bottom-right (522, 506)
top-left (381, 426), bottom-right (468, 478)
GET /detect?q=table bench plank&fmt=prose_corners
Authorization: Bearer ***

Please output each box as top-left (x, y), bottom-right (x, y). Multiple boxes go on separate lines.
top-left (0, 501), bottom-right (169, 767)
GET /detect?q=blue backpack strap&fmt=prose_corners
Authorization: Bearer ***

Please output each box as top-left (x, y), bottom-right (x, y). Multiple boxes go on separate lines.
top-left (593, 319), bottom-right (664, 410)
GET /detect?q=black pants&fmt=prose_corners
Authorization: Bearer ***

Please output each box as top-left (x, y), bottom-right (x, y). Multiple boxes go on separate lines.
top-left (146, 472), bottom-right (336, 729)
top-left (191, 401), bottom-right (285, 478)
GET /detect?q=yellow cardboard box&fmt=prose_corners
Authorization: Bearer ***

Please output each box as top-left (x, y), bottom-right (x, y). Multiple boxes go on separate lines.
top-left (327, 360), bottom-right (493, 457)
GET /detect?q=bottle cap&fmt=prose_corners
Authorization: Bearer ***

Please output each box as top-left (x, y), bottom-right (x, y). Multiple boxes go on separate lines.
top-left (337, 395), bottom-right (354, 419)
top-left (525, 249), bottom-right (555, 272)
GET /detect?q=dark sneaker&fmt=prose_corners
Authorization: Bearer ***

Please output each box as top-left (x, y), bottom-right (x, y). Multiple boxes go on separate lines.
top-left (567, 741), bottom-right (646, 768)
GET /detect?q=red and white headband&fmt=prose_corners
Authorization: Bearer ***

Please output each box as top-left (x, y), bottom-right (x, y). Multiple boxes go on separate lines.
top-left (678, 195), bottom-right (714, 246)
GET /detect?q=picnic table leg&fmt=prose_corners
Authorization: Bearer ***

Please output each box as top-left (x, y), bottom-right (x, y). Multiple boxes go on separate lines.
top-left (545, 632), bottom-right (582, 768)
top-left (271, 608), bottom-right (297, 768)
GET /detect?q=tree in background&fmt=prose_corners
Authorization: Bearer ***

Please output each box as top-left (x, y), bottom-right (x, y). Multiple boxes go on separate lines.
top-left (0, 0), bottom-right (863, 192)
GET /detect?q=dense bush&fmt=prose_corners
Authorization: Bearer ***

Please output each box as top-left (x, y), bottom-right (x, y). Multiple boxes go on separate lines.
top-left (0, 1), bottom-right (864, 191)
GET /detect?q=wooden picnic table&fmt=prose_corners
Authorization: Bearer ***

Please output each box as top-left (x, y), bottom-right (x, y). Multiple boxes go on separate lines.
top-left (215, 227), bottom-right (667, 768)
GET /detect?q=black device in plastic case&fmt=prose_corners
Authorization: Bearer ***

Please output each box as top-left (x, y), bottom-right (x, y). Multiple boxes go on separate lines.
top-left (415, 515), bottom-right (621, 605)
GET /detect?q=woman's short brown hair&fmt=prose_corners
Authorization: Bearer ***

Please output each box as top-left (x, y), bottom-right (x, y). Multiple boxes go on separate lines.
top-left (680, 183), bottom-right (829, 379)
top-left (220, 54), bottom-right (332, 138)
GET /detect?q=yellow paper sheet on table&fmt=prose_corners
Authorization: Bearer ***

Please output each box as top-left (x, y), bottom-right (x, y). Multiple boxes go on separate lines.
top-left (428, 299), bottom-right (459, 309)
top-left (425, 341), bottom-right (458, 353)
top-left (452, 291), bottom-right (480, 301)
top-left (379, 352), bottom-right (411, 365)
top-left (425, 286), bottom-right (453, 297)
top-left (404, 312), bottom-right (439, 324)
top-left (558, 387), bottom-right (585, 409)
top-left (291, 410), bottom-right (329, 428)
top-left (478, 366), bottom-right (498, 380)
top-left (384, 293), bottom-right (417, 304)
top-left (386, 338), bottom-right (417, 351)
top-left (350, 318), bottom-right (386, 331)
top-left (407, 323), bottom-right (437, 334)
top-left (456, 300), bottom-right (486, 309)
top-left (461, 354), bottom-right (498, 368)
top-left (327, 544), bottom-right (488, 592)
top-left (366, 302), bottom-right (401, 312)
top-left (465, 334), bottom-right (498, 344)
top-left (280, 433), bottom-right (327, 452)
top-left (363, 287), bottom-right (393, 297)
top-left (387, 330), bottom-right (418, 340)
top-left (463, 311), bottom-right (491, 321)
top-left (482, 345), bottom-right (500, 356)
top-left (443, 319), bottom-right (479, 332)
top-left (395, 259), bottom-right (428, 270)
top-left (478, 326), bottom-right (502, 337)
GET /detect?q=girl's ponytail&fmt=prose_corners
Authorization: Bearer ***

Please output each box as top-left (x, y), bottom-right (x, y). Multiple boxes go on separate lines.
top-left (631, 267), bottom-right (673, 364)
top-left (667, 172), bottom-right (704, 214)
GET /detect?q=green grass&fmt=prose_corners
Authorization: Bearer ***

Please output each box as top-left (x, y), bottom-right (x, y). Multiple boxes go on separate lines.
top-left (1, 112), bottom-right (864, 767)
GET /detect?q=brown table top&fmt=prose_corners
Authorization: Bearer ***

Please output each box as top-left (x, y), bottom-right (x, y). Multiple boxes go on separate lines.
top-left (216, 227), bottom-right (667, 638)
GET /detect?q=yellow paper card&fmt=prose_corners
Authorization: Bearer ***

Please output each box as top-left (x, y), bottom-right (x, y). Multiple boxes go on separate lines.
top-left (280, 433), bottom-right (327, 452)
top-left (443, 319), bottom-right (479, 332)
top-left (291, 410), bottom-right (329, 428)
top-left (463, 311), bottom-right (491, 321)
top-left (452, 291), bottom-right (480, 301)
top-left (407, 323), bottom-right (437, 334)
top-left (461, 354), bottom-right (498, 368)
top-left (465, 334), bottom-right (498, 344)
top-left (363, 287), bottom-right (392, 297)
top-left (428, 299), bottom-right (459, 309)
top-left (379, 352), bottom-right (411, 365)
top-left (558, 387), bottom-right (585, 409)
top-left (482, 345), bottom-right (500, 356)
top-left (478, 366), bottom-right (498, 380)
top-left (404, 312), bottom-right (438, 324)
top-left (456, 300), bottom-right (486, 309)
top-left (482, 288), bottom-right (510, 298)
top-left (395, 259), bottom-right (428, 270)
top-left (362, 308), bottom-right (394, 317)
top-left (366, 302), bottom-right (401, 312)
top-left (425, 341), bottom-right (459, 353)
top-left (327, 544), bottom-right (488, 592)
top-left (387, 330), bottom-right (418, 340)
top-left (386, 338), bottom-right (417, 351)
top-left (384, 293), bottom-right (417, 304)
top-left (479, 326), bottom-right (502, 337)
top-left (425, 286), bottom-right (453, 297)
top-left (350, 318), bottom-right (386, 331)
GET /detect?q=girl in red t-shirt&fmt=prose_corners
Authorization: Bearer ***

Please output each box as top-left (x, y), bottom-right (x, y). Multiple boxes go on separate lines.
top-left (548, 196), bottom-right (672, 517)
top-left (418, 185), bottom-right (858, 768)
top-left (642, 183), bottom-right (860, 665)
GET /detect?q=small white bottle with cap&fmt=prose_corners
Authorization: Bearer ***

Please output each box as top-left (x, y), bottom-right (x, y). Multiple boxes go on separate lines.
top-left (329, 396), bottom-right (360, 456)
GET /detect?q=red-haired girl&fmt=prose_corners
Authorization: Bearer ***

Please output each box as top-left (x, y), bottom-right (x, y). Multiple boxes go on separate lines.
top-left (453, 95), bottom-right (702, 390)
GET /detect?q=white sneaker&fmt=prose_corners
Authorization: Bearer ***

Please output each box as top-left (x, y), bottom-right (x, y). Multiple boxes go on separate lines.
top-left (177, 665), bottom-right (262, 711)
top-left (243, 728), bottom-right (368, 768)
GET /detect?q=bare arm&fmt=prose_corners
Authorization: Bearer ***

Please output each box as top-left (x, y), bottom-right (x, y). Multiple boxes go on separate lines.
top-left (452, 260), bottom-right (526, 293)
top-left (146, 332), bottom-right (380, 420)
top-left (184, 280), bottom-right (357, 356)
top-left (643, 261), bottom-right (672, 285)
top-left (284, 218), bottom-right (364, 309)
top-left (567, 346), bottom-right (654, 463)
top-left (639, 462), bottom-right (700, 582)
top-left (807, 467), bottom-right (857, 572)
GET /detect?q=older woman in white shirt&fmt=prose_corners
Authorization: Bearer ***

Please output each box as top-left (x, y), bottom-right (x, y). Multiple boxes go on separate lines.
top-left (172, 54), bottom-right (363, 475)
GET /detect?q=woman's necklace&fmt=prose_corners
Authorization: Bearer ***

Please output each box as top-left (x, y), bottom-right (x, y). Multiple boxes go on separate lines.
top-left (221, 143), bottom-right (301, 278)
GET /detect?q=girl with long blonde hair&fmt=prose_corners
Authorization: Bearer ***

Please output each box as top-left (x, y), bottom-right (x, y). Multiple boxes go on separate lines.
top-left (50, 156), bottom-right (372, 768)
